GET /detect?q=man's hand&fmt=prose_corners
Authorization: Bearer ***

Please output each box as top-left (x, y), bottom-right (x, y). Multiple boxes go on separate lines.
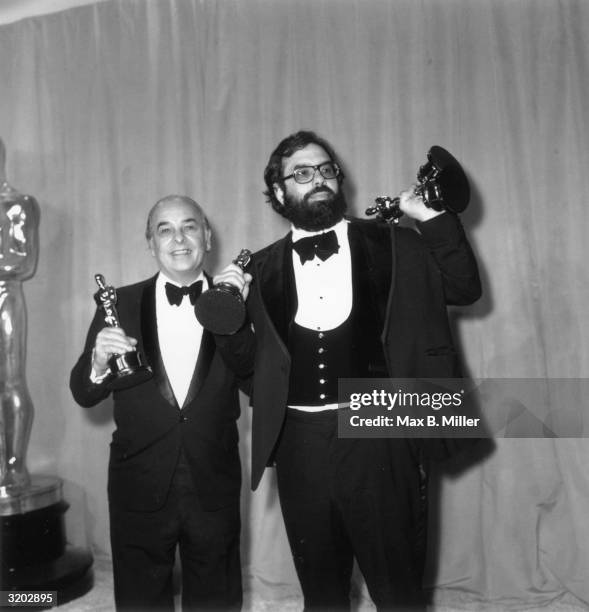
top-left (213, 264), bottom-right (253, 301)
top-left (93, 327), bottom-right (137, 376)
top-left (398, 185), bottom-right (446, 223)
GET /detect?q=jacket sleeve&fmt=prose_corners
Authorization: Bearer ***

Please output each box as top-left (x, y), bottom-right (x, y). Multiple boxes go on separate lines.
top-left (416, 212), bottom-right (482, 306)
top-left (69, 308), bottom-right (112, 408)
top-left (213, 321), bottom-right (256, 388)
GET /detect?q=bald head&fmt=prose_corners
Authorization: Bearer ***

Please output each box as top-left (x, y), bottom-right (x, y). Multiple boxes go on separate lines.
top-left (146, 194), bottom-right (212, 285)
top-left (145, 195), bottom-right (210, 241)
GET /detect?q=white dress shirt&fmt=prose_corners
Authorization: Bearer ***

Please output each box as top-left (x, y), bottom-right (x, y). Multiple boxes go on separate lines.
top-left (156, 271), bottom-right (208, 407)
top-left (290, 219), bottom-right (352, 411)
top-left (291, 219), bottom-right (352, 332)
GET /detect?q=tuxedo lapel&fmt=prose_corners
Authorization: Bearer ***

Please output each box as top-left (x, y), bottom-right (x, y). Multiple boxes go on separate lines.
top-left (347, 220), bottom-right (395, 335)
top-left (253, 234), bottom-right (296, 346)
top-left (183, 329), bottom-right (214, 408)
top-left (141, 273), bottom-right (219, 410)
top-left (140, 277), bottom-right (177, 408)
top-left (183, 272), bottom-right (216, 408)
top-left (348, 223), bottom-right (372, 315)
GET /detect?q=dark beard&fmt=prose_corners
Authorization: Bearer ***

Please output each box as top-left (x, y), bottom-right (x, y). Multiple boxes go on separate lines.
top-left (279, 186), bottom-right (348, 231)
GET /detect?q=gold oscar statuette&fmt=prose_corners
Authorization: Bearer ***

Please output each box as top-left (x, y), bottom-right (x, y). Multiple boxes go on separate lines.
top-left (194, 249), bottom-right (251, 335)
top-left (365, 145), bottom-right (470, 224)
top-left (94, 274), bottom-right (153, 390)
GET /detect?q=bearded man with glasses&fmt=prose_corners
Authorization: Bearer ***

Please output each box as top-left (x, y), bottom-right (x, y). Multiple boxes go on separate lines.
top-left (213, 130), bottom-right (482, 611)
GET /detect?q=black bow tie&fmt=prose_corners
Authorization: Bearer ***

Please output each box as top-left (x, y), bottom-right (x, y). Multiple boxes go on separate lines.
top-left (292, 230), bottom-right (340, 264)
top-left (165, 280), bottom-right (203, 306)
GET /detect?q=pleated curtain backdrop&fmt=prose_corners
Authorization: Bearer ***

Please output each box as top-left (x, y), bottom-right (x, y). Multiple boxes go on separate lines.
top-left (0, 0), bottom-right (588, 608)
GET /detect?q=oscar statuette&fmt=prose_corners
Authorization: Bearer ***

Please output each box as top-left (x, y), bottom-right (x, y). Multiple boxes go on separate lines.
top-left (94, 274), bottom-right (153, 390)
top-left (195, 249), bottom-right (251, 335)
top-left (365, 145), bottom-right (470, 224)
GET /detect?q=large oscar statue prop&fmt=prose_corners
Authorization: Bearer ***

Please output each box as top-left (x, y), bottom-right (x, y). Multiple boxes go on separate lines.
top-left (0, 139), bottom-right (92, 598)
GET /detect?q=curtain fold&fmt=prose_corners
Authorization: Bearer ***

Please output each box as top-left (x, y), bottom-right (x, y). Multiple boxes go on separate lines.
top-left (1, 0), bottom-right (588, 608)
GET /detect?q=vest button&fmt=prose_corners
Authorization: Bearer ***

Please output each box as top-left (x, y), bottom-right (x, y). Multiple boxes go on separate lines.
top-left (318, 347), bottom-right (325, 354)
top-left (180, 415), bottom-right (188, 422)
top-left (319, 378), bottom-right (327, 385)
top-left (318, 363), bottom-right (325, 369)
top-left (319, 393), bottom-right (327, 400)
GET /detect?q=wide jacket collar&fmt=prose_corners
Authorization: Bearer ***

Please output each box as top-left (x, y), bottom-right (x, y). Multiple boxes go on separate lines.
top-left (251, 219), bottom-right (395, 345)
top-left (140, 273), bottom-right (215, 410)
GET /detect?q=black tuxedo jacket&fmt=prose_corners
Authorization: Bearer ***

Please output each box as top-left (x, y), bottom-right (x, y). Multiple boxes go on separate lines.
top-left (219, 213), bottom-right (482, 490)
top-left (70, 274), bottom-right (243, 512)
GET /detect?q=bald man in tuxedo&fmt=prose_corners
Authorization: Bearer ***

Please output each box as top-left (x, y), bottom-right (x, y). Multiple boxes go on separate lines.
top-left (71, 195), bottom-right (248, 611)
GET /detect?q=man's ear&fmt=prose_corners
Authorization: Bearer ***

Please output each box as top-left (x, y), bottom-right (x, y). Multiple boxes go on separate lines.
top-left (148, 237), bottom-right (155, 257)
top-left (205, 227), bottom-right (212, 252)
top-left (273, 183), bottom-right (285, 206)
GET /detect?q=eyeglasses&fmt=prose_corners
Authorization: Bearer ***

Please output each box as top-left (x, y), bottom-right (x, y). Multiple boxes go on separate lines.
top-left (282, 161), bottom-right (341, 184)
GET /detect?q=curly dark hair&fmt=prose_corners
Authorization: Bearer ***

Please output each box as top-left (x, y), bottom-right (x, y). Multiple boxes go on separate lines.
top-left (263, 130), bottom-right (345, 213)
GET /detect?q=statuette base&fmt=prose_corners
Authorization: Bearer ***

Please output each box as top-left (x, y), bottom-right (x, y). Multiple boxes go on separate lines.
top-left (106, 351), bottom-right (153, 391)
top-left (195, 284), bottom-right (246, 335)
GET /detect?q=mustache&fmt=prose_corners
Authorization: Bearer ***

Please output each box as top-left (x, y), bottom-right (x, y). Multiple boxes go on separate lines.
top-left (304, 186), bottom-right (335, 201)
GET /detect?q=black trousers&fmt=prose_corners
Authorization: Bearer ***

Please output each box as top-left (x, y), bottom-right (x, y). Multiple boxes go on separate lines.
top-left (274, 409), bottom-right (428, 612)
top-left (109, 451), bottom-right (242, 612)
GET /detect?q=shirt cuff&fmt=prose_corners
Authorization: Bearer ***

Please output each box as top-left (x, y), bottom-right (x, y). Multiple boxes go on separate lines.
top-left (89, 349), bottom-right (111, 383)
